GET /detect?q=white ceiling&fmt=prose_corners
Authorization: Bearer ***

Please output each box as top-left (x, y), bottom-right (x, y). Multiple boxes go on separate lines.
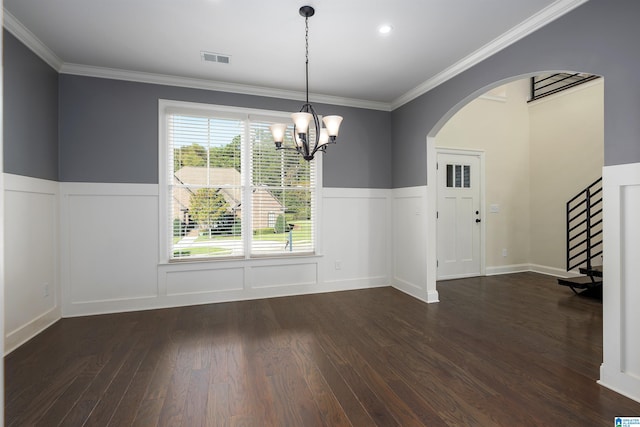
top-left (4, 0), bottom-right (585, 110)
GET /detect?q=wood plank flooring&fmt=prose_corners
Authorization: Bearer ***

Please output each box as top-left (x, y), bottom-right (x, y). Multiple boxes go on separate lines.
top-left (5, 272), bottom-right (640, 426)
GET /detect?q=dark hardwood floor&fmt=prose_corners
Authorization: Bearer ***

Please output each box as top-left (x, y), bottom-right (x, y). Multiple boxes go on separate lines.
top-left (5, 272), bottom-right (640, 426)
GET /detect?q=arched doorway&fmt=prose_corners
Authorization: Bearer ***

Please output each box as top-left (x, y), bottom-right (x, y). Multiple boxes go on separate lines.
top-left (425, 71), bottom-right (604, 295)
top-left (431, 74), bottom-right (603, 282)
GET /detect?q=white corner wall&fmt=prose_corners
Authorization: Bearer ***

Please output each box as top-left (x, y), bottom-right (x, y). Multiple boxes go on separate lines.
top-left (391, 184), bottom-right (438, 303)
top-left (58, 183), bottom-right (391, 317)
top-left (390, 136), bottom-right (439, 304)
top-left (4, 174), bottom-right (61, 354)
top-left (1, 22), bottom-right (5, 420)
top-left (600, 162), bottom-right (640, 402)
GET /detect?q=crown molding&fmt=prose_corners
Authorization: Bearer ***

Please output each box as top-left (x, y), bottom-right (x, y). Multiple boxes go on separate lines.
top-left (3, 9), bottom-right (63, 71)
top-left (59, 63), bottom-right (392, 111)
top-left (390, 0), bottom-right (590, 110)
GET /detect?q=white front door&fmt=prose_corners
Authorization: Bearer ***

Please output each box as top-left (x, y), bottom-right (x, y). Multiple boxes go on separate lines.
top-left (437, 151), bottom-right (483, 280)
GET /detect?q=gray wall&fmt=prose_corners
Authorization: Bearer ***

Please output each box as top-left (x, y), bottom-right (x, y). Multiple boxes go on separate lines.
top-left (59, 75), bottom-right (392, 188)
top-left (12, 0), bottom-right (637, 190)
top-left (391, 0), bottom-right (640, 188)
top-left (3, 30), bottom-right (59, 180)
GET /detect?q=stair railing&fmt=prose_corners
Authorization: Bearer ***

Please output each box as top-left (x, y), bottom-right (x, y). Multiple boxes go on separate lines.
top-left (566, 177), bottom-right (603, 272)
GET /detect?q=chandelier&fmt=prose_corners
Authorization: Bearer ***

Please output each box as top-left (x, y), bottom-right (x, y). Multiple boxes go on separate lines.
top-left (269, 6), bottom-right (343, 161)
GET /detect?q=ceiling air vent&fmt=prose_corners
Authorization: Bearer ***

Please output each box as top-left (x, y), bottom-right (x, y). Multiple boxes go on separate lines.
top-left (201, 51), bottom-right (231, 64)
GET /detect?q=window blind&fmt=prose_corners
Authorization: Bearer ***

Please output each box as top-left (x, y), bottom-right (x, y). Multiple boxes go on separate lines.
top-left (250, 122), bottom-right (315, 255)
top-left (168, 114), bottom-right (244, 259)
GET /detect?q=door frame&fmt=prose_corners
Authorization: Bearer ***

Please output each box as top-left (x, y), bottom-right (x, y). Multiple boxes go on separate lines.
top-left (435, 147), bottom-right (486, 280)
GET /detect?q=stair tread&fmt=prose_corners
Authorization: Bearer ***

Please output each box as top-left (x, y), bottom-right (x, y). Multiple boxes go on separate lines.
top-left (579, 265), bottom-right (603, 277)
top-left (557, 276), bottom-right (603, 289)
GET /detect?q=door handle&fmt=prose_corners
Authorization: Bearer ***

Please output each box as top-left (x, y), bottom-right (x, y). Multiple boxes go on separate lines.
top-left (475, 218), bottom-right (481, 223)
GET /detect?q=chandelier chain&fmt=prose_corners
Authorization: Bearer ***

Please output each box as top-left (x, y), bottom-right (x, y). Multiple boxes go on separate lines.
top-left (305, 16), bottom-right (309, 104)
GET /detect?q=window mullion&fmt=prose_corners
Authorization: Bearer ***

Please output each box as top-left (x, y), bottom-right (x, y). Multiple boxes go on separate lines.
top-left (242, 117), bottom-right (252, 260)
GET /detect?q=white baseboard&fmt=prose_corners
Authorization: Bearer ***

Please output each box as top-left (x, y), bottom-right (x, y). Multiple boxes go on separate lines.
top-left (4, 307), bottom-right (61, 355)
top-left (62, 278), bottom-right (390, 318)
top-left (401, 263), bottom-right (577, 299)
top-left (598, 365), bottom-right (640, 404)
top-left (426, 290), bottom-right (440, 303)
top-left (528, 264), bottom-right (581, 278)
top-left (391, 278), bottom-right (440, 304)
top-left (392, 278), bottom-right (425, 301)
top-left (485, 264), bottom-right (531, 276)
top-left (484, 263), bottom-right (580, 278)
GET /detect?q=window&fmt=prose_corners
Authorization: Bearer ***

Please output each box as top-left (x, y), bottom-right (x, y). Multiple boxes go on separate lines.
top-left (160, 101), bottom-right (319, 261)
top-left (446, 163), bottom-right (471, 188)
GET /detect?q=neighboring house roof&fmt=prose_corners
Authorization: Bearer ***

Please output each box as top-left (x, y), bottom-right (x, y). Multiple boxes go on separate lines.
top-left (173, 166), bottom-right (284, 212)
top-left (175, 166), bottom-right (241, 187)
top-left (174, 166), bottom-right (242, 209)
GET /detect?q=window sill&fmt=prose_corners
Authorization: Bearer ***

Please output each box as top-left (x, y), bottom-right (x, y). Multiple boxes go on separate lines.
top-left (158, 252), bottom-right (323, 267)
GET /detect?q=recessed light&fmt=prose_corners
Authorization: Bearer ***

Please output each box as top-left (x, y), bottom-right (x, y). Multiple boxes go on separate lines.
top-left (378, 24), bottom-right (393, 35)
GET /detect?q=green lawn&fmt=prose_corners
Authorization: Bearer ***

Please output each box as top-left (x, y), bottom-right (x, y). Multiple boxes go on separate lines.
top-left (172, 221), bottom-right (312, 257)
top-left (196, 233), bottom-right (241, 241)
top-left (192, 220), bottom-right (312, 243)
top-left (173, 246), bottom-right (232, 257)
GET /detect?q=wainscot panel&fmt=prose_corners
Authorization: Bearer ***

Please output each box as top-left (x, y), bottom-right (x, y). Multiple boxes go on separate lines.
top-left (60, 183), bottom-right (159, 316)
top-left (165, 266), bottom-right (244, 296)
top-left (322, 188), bottom-right (391, 286)
top-left (621, 184), bottom-right (640, 381)
top-left (250, 263), bottom-right (317, 289)
top-left (4, 174), bottom-right (60, 354)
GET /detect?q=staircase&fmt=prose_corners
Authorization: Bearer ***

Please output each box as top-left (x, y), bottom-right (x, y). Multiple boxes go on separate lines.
top-left (530, 73), bottom-right (600, 102)
top-left (557, 177), bottom-right (603, 297)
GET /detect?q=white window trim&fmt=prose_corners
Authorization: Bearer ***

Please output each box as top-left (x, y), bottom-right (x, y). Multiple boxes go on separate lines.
top-left (158, 99), bottom-right (323, 264)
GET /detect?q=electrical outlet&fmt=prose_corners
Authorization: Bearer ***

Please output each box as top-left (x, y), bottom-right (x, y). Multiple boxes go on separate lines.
top-left (335, 260), bottom-right (342, 270)
top-left (43, 282), bottom-right (50, 297)
top-left (502, 248), bottom-right (507, 257)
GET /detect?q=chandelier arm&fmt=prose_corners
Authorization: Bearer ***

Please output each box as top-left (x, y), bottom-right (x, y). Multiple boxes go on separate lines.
top-left (309, 106), bottom-right (321, 158)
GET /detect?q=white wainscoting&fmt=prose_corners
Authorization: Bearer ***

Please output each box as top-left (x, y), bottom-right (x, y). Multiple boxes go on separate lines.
top-left (60, 183), bottom-right (160, 316)
top-left (322, 188), bottom-right (391, 289)
top-left (600, 162), bottom-right (640, 403)
top-left (59, 184), bottom-right (392, 317)
top-left (4, 174), bottom-right (61, 354)
top-left (391, 185), bottom-right (439, 303)
top-left (156, 258), bottom-right (325, 310)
